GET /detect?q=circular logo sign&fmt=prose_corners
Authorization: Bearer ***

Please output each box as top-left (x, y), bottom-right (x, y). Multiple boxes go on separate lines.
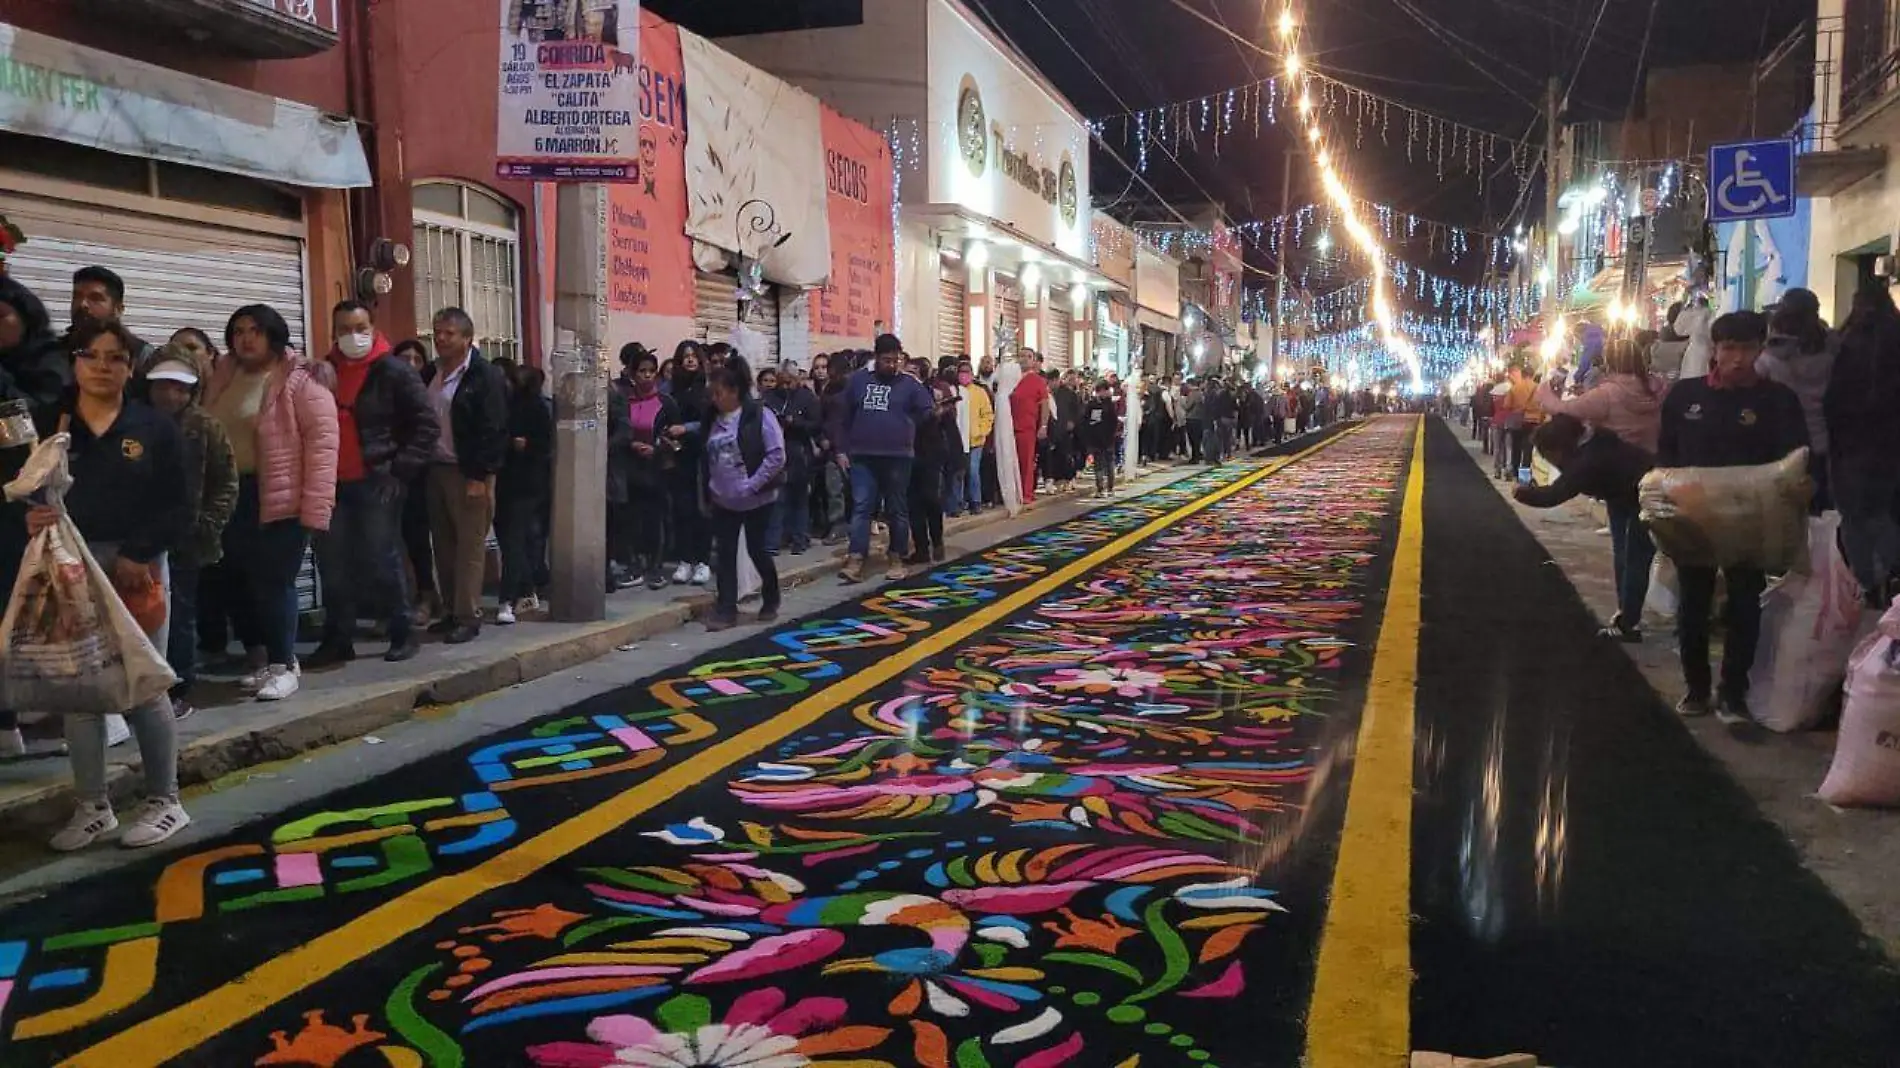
top-left (958, 79), bottom-right (988, 178)
top-left (1058, 155), bottom-right (1079, 226)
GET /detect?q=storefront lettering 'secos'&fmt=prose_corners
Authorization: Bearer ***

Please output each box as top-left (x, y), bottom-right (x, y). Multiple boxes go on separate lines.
top-left (958, 78), bottom-right (1078, 226)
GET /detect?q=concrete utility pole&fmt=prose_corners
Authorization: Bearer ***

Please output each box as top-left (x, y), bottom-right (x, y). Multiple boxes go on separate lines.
top-left (548, 183), bottom-right (611, 622)
top-left (1272, 150), bottom-right (1292, 380)
top-left (1543, 76), bottom-right (1564, 305)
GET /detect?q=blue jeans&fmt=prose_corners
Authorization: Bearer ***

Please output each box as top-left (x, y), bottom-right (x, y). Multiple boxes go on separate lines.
top-left (767, 471), bottom-right (811, 552)
top-left (1606, 498), bottom-right (1656, 628)
top-left (849, 456), bottom-right (913, 558)
top-left (225, 477), bottom-right (309, 666)
top-left (166, 559), bottom-right (200, 698)
top-left (961, 446), bottom-right (984, 514)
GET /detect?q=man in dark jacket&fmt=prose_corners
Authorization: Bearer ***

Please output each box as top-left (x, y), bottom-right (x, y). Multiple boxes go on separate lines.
top-left (1082, 378), bottom-right (1122, 497)
top-left (66, 266), bottom-right (158, 372)
top-left (1657, 310), bottom-right (1809, 722)
top-left (421, 306), bottom-right (508, 644)
top-left (761, 362), bottom-right (821, 555)
top-left (311, 301), bottom-right (442, 663)
top-left (0, 274), bottom-right (74, 758)
top-left (840, 334), bottom-right (933, 582)
top-left (1515, 414), bottom-right (1656, 643)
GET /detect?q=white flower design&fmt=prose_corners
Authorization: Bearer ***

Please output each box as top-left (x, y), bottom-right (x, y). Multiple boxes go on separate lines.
top-left (614, 1023), bottom-right (809, 1068)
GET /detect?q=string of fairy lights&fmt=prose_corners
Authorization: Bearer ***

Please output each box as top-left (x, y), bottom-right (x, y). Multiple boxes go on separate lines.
top-left (1277, 7), bottom-right (1424, 389)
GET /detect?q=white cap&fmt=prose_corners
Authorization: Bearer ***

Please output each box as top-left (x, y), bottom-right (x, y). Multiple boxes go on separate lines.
top-left (145, 358), bottom-right (199, 385)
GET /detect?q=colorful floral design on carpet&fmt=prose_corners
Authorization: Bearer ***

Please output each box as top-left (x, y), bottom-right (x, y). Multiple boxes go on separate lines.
top-left (212, 424), bottom-right (1410, 1068)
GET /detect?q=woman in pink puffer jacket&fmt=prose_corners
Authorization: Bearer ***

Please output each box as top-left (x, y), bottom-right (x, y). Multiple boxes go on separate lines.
top-left (1534, 338), bottom-right (1666, 454)
top-left (202, 304), bottom-right (339, 702)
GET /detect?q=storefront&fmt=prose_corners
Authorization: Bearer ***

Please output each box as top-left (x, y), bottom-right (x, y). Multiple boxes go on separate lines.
top-left (712, 0), bottom-right (1115, 369)
top-left (0, 22), bottom-right (368, 352)
top-left (1134, 242), bottom-right (1183, 376)
top-left (1091, 212), bottom-right (1138, 375)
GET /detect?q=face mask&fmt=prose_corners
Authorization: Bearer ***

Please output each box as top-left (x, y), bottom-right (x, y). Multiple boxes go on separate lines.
top-left (339, 331), bottom-right (375, 359)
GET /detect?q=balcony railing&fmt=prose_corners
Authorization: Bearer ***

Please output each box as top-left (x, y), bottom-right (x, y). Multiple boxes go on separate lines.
top-left (81, 0), bottom-right (340, 59)
top-left (1843, 0), bottom-right (1900, 126)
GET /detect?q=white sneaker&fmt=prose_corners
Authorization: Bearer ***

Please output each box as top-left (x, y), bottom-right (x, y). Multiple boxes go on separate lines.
top-left (50, 800), bottom-right (118, 852)
top-left (673, 562), bottom-right (693, 584)
top-left (237, 667), bottom-right (270, 693)
top-left (692, 563), bottom-right (712, 586)
top-left (105, 714), bottom-right (131, 748)
top-left (255, 664), bottom-right (300, 702)
top-left (496, 603), bottom-right (517, 625)
top-left (121, 797), bottom-right (190, 849)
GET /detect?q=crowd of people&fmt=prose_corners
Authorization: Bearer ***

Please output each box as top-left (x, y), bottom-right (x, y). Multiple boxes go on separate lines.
top-left (1477, 282), bottom-right (1900, 726)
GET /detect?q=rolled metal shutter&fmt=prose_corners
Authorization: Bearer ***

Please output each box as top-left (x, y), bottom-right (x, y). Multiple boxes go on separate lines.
top-left (938, 269), bottom-right (966, 361)
top-left (2, 192), bottom-right (307, 351)
top-left (1044, 287), bottom-right (1073, 370)
top-left (993, 275), bottom-right (1022, 353)
top-left (694, 270), bottom-right (780, 365)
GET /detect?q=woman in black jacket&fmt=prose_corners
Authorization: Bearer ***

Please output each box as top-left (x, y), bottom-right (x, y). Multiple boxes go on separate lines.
top-left (496, 363), bottom-right (553, 622)
top-left (610, 345), bottom-right (681, 589)
top-left (905, 361), bottom-right (958, 565)
top-left (0, 275), bottom-right (74, 759)
top-left (664, 341), bottom-right (710, 586)
top-left (760, 363), bottom-right (821, 555)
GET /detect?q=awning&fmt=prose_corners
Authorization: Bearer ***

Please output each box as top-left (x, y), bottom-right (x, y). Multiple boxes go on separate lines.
top-left (913, 203), bottom-right (1126, 298)
top-left (1135, 306), bottom-right (1177, 333)
top-left (0, 22), bottom-right (371, 189)
top-left (1571, 257), bottom-right (1691, 308)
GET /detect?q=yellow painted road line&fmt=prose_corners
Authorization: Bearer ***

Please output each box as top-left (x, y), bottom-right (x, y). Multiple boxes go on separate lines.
top-left (1303, 416), bottom-right (1424, 1068)
top-left (61, 426), bottom-right (1370, 1066)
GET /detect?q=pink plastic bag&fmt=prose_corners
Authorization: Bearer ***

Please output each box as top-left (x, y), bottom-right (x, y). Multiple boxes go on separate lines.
top-left (1818, 603), bottom-right (1900, 807)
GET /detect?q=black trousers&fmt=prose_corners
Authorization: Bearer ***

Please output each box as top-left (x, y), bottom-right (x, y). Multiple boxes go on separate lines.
top-left (909, 459), bottom-right (945, 554)
top-left (710, 504), bottom-right (779, 619)
top-left (1185, 419), bottom-right (1205, 462)
top-left (1677, 566), bottom-right (1768, 701)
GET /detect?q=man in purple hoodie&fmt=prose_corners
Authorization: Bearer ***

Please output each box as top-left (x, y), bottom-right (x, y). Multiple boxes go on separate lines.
top-left (841, 334), bottom-right (934, 583)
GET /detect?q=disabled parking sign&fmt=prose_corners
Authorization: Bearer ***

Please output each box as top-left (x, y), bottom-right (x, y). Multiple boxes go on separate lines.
top-left (1707, 139), bottom-right (1797, 223)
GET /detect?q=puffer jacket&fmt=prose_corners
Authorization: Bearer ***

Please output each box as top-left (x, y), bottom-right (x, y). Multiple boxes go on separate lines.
top-left (1756, 333), bottom-right (1838, 458)
top-left (1534, 372), bottom-right (1667, 455)
top-left (204, 357), bottom-right (341, 531)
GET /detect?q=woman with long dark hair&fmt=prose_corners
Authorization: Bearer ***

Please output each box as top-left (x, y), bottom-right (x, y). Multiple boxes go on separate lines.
top-left (496, 363), bottom-right (553, 623)
top-left (609, 344), bottom-right (680, 589)
top-left (665, 341), bottom-right (711, 585)
top-left (701, 355), bottom-right (784, 631)
top-left (1828, 282), bottom-right (1900, 603)
top-left (202, 304), bottom-right (339, 701)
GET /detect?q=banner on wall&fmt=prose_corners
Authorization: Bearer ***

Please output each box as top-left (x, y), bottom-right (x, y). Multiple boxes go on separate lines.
top-left (678, 29), bottom-right (831, 286)
top-left (497, 0), bottom-right (641, 181)
top-left (607, 11), bottom-right (695, 331)
top-left (813, 106), bottom-right (894, 350)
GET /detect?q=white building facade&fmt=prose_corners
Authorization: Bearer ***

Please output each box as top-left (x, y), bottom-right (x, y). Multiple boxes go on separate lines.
top-left (713, 0), bottom-right (1119, 369)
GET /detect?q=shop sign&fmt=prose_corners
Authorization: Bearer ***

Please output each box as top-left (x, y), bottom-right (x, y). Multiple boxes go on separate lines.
top-left (959, 79), bottom-right (1079, 227)
top-left (246, 0), bottom-right (340, 33)
top-left (497, 0), bottom-right (642, 182)
top-left (0, 22), bottom-right (369, 188)
top-left (814, 104), bottom-right (894, 348)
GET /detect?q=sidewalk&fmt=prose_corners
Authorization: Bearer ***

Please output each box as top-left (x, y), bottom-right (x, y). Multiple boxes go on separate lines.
top-left (0, 457), bottom-right (1205, 842)
top-left (1455, 426), bottom-right (1900, 955)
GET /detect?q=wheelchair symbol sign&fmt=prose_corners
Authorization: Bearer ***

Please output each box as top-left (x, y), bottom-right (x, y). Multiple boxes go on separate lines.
top-left (1707, 139), bottom-right (1798, 223)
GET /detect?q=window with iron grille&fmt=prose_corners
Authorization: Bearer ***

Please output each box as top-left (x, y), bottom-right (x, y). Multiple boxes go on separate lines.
top-left (413, 181), bottom-right (523, 362)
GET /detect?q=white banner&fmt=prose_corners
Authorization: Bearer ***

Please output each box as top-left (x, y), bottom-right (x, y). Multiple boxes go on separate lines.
top-left (0, 23), bottom-right (368, 189)
top-left (678, 29), bottom-right (831, 287)
top-left (497, 0), bottom-right (641, 182)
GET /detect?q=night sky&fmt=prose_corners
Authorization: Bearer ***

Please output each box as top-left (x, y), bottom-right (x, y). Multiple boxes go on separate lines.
top-left (649, 0), bottom-right (1806, 302)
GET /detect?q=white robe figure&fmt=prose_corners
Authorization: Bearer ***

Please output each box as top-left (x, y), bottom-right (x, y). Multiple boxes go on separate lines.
top-left (1122, 371), bottom-right (1143, 476)
top-left (992, 360), bottom-right (1026, 516)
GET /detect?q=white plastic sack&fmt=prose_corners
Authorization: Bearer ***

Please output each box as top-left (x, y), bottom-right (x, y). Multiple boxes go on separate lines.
top-left (1750, 514), bottom-right (1864, 733)
top-left (0, 436), bottom-right (175, 715)
top-left (736, 526), bottom-right (763, 602)
top-left (1818, 603), bottom-right (1900, 807)
top-left (1646, 555), bottom-right (1678, 621)
top-left (1638, 448), bottom-right (1811, 572)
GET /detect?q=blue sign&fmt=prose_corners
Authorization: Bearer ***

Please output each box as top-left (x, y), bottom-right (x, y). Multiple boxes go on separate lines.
top-left (1708, 139), bottom-right (1798, 223)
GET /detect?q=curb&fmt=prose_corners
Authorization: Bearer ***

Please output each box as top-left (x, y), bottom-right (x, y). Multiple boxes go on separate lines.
top-left (0, 462), bottom-right (1196, 836)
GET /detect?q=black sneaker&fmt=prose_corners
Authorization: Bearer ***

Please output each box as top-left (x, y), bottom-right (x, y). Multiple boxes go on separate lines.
top-left (427, 616), bottom-right (457, 636)
top-left (385, 634), bottom-right (422, 663)
top-left (757, 605), bottom-right (781, 624)
top-left (1716, 694), bottom-right (1755, 726)
top-left (303, 642), bottom-right (357, 670)
top-left (644, 569), bottom-right (669, 591)
top-left (1597, 622), bottom-right (1643, 644)
top-left (445, 622), bottom-right (481, 645)
top-left (1676, 693), bottom-right (1713, 718)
